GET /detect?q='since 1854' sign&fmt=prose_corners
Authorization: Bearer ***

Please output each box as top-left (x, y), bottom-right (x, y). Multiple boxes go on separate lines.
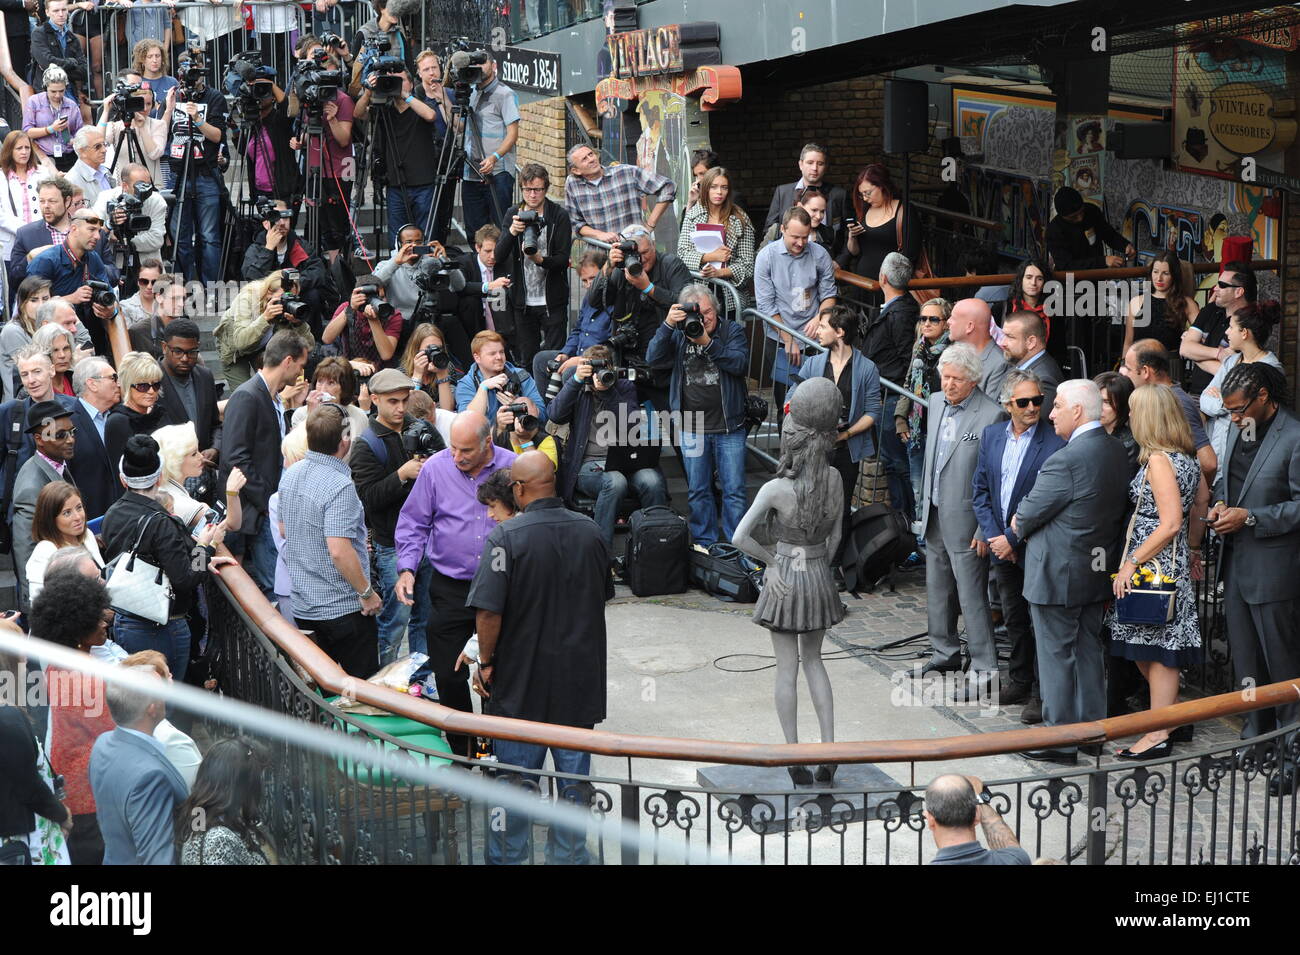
top-left (498, 47), bottom-right (561, 96)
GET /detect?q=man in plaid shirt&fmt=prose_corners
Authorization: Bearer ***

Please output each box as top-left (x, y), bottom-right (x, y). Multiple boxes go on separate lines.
top-left (564, 144), bottom-right (677, 243)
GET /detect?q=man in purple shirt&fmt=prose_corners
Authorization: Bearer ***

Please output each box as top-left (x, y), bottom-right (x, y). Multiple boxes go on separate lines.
top-left (395, 410), bottom-right (515, 755)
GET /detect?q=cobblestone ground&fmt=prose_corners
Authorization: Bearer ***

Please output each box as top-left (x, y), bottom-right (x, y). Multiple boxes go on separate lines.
top-left (610, 568), bottom-right (1300, 865)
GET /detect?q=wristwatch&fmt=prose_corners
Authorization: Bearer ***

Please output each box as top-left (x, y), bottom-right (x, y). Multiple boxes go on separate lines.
top-left (975, 788), bottom-right (992, 806)
top-left (1244, 511), bottom-right (1257, 527)
top-left (357, 585), bottom-right (375, 601)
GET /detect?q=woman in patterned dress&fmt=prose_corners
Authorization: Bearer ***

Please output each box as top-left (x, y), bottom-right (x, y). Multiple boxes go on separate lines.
top-left (1110, 384), bottom-right (1203, 760)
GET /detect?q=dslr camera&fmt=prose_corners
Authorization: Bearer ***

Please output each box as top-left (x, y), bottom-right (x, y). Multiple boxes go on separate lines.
top-left (678, 301), bottom-right (705, 339)
top-left (585, 358), bottom-right (635, 390)
top-left (503, 402), bottom-right (539, 434)
top-left (279, 292), bottom-right (309, 323)
top-left (615, 239), bottom-right (643, 277)
top-left (402, 418), bottom-right (444, 457)
top-left (87, 281), bottom-right (117, 308)
top-left (422, 343), bottom-right (451, 370)
top-left (607, 318), bottom-right (639, 352)
top-left (516, 209), bottom-right (542, 257)
top-left (354, 283), bottom-right (394, 321)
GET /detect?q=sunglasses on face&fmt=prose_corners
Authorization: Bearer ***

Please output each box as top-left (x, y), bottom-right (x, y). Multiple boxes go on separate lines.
top-left (131, 381), bottom-right (161, 393)
top-left (1216, 281), bottom-right (1242, 289)
top-left (1012, 395), bottom-right (1045, 408)
top-left (52, 427), bottom-right (76, 440)
top-left (138, 277), bottom-right (156, 287)
top-left (920, 316), bottom-right (944, 323)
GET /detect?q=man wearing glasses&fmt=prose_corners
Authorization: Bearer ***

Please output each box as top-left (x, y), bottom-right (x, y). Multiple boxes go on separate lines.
top-left (65, 127), bottom-right (116, 209)
top-left (156, 317), bottom-right (222, 468)
top-left (1181, 261), bottom-right (1256, 394)
top-left (971, 369), bottom-right (1065, 716)
top-left (27, 209), bottom-right (120, 359)
top-left (1206, 360), bottom-right (1300, 797)
top-left (11, 399), bottom-right (78, 609)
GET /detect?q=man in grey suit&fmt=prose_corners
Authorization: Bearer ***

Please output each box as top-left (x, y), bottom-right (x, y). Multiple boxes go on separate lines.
top-left (89, 667), bottom-right (189, 865)
top-left (917, 342), bottom-right (1007, 696)
top-left (948, 298), bottom-right (1011, 402)
top-left (1012, 379), bottom-right (1130, 764)
top-left (1205, 363), bottom-right (1300, 796)
top-left (1001, 311), bottom-right (1064, 411)
top-left (11, 400), bottom-right (77, 610)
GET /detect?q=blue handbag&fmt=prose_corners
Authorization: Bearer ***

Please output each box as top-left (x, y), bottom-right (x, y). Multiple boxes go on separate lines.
top-left (1114, 467), bottom-right (1179, 626)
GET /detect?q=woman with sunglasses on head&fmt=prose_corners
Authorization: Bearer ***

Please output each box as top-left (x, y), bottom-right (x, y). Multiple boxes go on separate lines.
top-left (105, 351), bottom-right (171, 470)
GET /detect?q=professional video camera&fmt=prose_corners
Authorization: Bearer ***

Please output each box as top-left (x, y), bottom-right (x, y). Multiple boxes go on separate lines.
top-left (359, 35), bottom-right (407, 104)
top-left (175, 44), bottom-right (206, 96)
top-left (516, 209), bottom-right (542, 257)
top-left (225, 52), bottom-right (276, 126)
top-left (413, 255), bottom-right (466, 294)
top-left (87, 281), bottom-right (117, 308)
top-left (585, 358), bottom-right (636, 390)
top-left (109, 81), bottom-right (146, 122)
top-left (502, 402), bottom-right (539, 433)
top-left (447, 41), bottom-right (489, 89)
top-left (615, 239), bottom-right (643, 277)
top-left (355, 283), bottom-right (395, 321)
top-left (402, 418), bottom-right (444, 457)
top-left (423, 343), bottom-right (451, 370)
top-left (257, 199), bottom-right (289, 225)
top-left (679, 301), bottom-right (705, 340)
top-left (106, 191), bottom-right (151, 237)
top-left (294, 51), bottom-right (345, 111)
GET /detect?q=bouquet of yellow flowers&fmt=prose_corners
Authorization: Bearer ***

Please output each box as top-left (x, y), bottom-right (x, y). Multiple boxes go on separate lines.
top-left (1114, 560), bottom-right (1179, 625)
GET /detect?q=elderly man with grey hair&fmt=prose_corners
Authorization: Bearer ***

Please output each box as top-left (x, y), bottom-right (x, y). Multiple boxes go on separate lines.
top-left (65, 126), bottom-right (116, 209)
top-left (1010, 378), bottom-right (1131, 764)
top-left (916, 342), bottom-right (1006, 699)
top-left (564, 143), bottom-right (677, 243)
top-left (948, 297), bottom-right (1011, 402)
top-left (971, 368), bottom-right (1067, 721)
top-left (66, 354), bottom-right (123, 520)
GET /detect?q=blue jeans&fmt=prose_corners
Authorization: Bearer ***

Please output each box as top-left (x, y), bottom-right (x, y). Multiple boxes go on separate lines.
top-left (114, 614), bottom-right (191, 684)
top-left (387, 183), bottom-right (435, 249)
top-left (244, 517), bottom-right (278, 603)
top-left (461, 172), bottom-right (515, 240)
top-left (879, 395), bottom-right (915, 523)
top-left (679, 426), bottom-right (748, 547)
top-left (488, 739), bottom-right (592, 865)
top-left (374, 544), bottom-right (433, 665)
top-left (575, 462), bottom-right (668, 549)
top-left (172, 169), bottom-right (223, 284)
top-left (907, 438), bottom-right (927, 550)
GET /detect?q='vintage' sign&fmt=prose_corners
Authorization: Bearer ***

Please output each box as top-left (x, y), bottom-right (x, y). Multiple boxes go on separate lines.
top-left (609, 25), bottom-right (684, 78)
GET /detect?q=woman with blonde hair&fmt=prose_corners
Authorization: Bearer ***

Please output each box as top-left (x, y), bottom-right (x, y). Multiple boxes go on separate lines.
top-left (105, 351), bottom-right (170, 468)
top-left (153, 421), bottom-right (246, 534)
top-left (1109, 383), bottom-right (1202, 760)
top-left (213, 272), bottom-right (315, 389)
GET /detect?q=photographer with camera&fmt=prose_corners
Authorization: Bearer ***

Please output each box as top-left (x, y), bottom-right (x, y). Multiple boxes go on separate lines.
top-left (238, 67), bottom-right (299, 207)
top-left (350, 0), bottom-right (415, 94)
top-left (322, 273), bottom-right (404, 373)
top-left (551, 343), bottom-right (668, 549)
top-left (99, 70), bottom-right (167, 188)
top-left (214, 271), bottom-right (315, 390)
top-left (600, 223), bottom-right (691, 410)
top-left (459, 51), bottom-right (519, 241)
top-left (164, 47), bottom-right (227, 284)
top-left (241, 199), bottom-right (338, 337)
top-left (400, 323), bottom-right (457, 409)
top-left (288, 46), bottom-right (355, 259)
top-left (495, 162), bottom-right (571, 371)
top-left (353, 68), bottom-right (440, 248)
top-left (372, 222), bottom-right (446, 321)
top-left (349, 367), bottom-right (443, 665)
top-left (91, 163), bottom-right (167, 276)
top-left (647, 284), bottom-right (751, 546)
top-left (456, 328), bottom-right (547, 429)
top-left (27, 208), bottom-right (121, 359)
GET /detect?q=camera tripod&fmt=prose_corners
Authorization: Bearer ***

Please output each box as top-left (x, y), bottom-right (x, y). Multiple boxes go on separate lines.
top-left (219, 110), bottom-right (275, 282)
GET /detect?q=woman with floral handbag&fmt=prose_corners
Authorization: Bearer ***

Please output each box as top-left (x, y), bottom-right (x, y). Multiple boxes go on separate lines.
top-left (1109, 384), bottom-right (1203, 760)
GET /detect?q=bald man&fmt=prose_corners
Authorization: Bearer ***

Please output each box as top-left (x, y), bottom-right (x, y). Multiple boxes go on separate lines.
top-left (949, 298), bottom-right (1011, 401)
top-left (395, 410), bottom-right (516, 756)
top-left (467, 450), bottom-right (613, 864)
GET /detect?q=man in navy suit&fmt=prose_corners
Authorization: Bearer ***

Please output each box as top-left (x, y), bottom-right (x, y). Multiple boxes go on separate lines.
top-left (89, 667), bottom-right (189, 865)
top-left (66, 354), bottom-right (122, 520)
top-left (971, 369), bottom-right (1066, 718)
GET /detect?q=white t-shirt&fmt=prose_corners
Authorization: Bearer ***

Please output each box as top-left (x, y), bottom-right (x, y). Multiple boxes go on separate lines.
top-left (26, 535), bottom-right (105, 602)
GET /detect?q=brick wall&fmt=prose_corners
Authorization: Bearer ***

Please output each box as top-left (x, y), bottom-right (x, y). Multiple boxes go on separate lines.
top-left (516, 96), bottom-right (569, 201)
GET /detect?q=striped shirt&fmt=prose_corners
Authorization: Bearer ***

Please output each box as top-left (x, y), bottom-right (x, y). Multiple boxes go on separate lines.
top-left (565, 164), bottom-right (677, 237)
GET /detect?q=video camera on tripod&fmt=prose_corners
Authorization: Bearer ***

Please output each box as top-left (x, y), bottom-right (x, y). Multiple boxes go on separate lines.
top-left (413, 255), bottom-right (466, 294)
top-left (225, 51), bottom-right (278, 128)
top-left (447, 40), bottom-right (489, 103)
top-left (294, 50), bottom-right (345, 111)
top-left (108, 81), bottom-right (147, 122)
top-left (107, 181), bottom-right (157, 239)
top-left (175, 43), bottom-right (207, 100)
top-left (359, 35), bottom-right (407, 104)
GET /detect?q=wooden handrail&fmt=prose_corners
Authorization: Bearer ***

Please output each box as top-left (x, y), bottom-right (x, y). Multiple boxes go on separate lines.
top-left (835, 259), bottom-right (1282, 295)
top-left (911, 202), bottom-right (1002, 233)
top-left (214, 561), bottom-right (1300, 767)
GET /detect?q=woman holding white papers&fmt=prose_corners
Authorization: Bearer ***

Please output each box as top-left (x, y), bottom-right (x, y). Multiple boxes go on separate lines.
top-left (676, 167), bottom-right (756, 295)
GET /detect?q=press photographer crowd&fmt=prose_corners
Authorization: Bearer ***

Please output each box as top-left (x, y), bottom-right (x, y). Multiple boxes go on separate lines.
top-left (0, 0), bottom-right (1297, 869)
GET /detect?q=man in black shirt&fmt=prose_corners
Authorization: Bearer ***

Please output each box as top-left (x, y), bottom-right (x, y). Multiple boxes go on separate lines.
top-left (1044, 186), bottom-right (1134, 272)
top-left (355, 70), bottom-right (440, 248)
top-left (164, 52), bottom-right (228, 284)
top-left (465, 450), bottom-right (612, 865)
top-left (1181, 261), bottom-right (1254, 394)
